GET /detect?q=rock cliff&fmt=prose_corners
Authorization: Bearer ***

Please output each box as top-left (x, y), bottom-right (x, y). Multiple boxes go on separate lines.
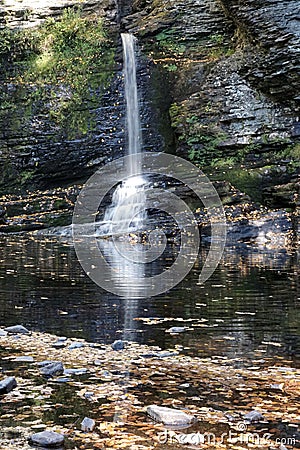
top-left (0, 0), bottom-right (299, 231)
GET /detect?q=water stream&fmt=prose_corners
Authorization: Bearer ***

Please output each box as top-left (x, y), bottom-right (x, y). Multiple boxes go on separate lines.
top-left (101, 33), bottom-right (146, 236)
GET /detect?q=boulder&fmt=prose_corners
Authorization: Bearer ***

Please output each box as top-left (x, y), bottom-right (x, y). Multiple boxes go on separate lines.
top-left (0, 376), bottom-right (17, 394)
top-left (147, 405), bottom-right (196, 427)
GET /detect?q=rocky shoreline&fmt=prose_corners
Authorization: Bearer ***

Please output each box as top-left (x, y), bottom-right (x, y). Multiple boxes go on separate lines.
top-left (0, 325), bottom-right (299, 449)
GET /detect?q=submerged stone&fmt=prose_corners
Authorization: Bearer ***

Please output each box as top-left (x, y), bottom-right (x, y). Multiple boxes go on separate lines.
top-left (29, 430), bottom-right (65, 447)
top-left (0, 376), bottom-right (17, 394)
top-left (147, 405), bottom-right (196, 427)
top-left (81, 417), bottom-right (96, 431)
top-left (4, 325), bottom-right (30, 334)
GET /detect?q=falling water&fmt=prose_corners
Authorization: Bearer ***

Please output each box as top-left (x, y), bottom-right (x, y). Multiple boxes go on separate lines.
top-left (101, 33), bottom-right (146, 236)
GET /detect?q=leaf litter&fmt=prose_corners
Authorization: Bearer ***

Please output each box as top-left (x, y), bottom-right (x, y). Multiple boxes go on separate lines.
top-left (0, 330), bottom-right (299, 449)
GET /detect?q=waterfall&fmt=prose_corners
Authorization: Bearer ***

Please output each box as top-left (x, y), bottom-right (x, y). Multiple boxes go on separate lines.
top-left (101, 33), bottom-right (146, 236)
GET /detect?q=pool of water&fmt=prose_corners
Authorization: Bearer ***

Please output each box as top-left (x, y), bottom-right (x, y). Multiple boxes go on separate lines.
top-left (0, 235), bottom-right (299, 365)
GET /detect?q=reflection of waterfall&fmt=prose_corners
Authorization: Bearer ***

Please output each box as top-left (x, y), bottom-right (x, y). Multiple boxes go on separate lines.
top-left (101, 33), bottom-right (146, 236)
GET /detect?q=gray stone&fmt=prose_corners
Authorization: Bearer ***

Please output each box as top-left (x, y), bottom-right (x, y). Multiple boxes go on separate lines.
top-left (111, 340), bottom-right (125, 351)
top-left (4, 325), bottom-right (30, 334)
top-left (40, 361), bottom-right (64, 378)
top-left (0, 376), bottom-right (17, 394)
top-left (68, 342), bottom-right (85, 350)
top-left (84, 392), bottom-right (94, 399)
top-left (29, 430), bottom-right (65, 447)
top-left (81, 417), bottom-right (96, 431)
top-left (244, 410), bottom-right (264, 422)
top-left (147, 405), bottom-right (196, 427)
top-left (14, 356), bottom-right (34, 362)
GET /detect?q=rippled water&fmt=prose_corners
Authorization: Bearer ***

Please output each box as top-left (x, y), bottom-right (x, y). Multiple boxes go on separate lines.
top-left (0, 235), bottom-right (299, 365)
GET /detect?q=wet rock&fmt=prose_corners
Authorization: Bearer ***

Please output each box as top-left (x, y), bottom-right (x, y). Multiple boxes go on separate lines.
top-left (4, 325), bottom-right (30, 334)
top-left (0, 376), bottom-right (17, 394)
top-left (29, 430), bottom-right (65, 447)
top-left (0, 329), bottom-right (7, 336)
top-left (81, 417), bottom-right (96, 432)
top-left (244, 410), bottom-right (264, 422)
top-left (147, 405), bottom-right (196, 427)
top-left (68, 342), bottom-right (85, 350)
top-left (39, 361), bottom-right (64, 378)
top-left (111, 340), bottom-right (125, 351)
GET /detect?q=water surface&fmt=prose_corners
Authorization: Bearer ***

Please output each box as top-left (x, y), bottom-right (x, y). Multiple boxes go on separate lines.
top-left (0, 235), bottom-right (299, 365)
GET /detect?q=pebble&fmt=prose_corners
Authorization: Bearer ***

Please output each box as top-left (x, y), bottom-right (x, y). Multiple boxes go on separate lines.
top-left (166, 327), bottom-right (189, 333)
top-left (0, 376), bottom-right (17, 394)
top-left (84, 392), bottom-right (94, 399)
top-left (39, 361), bottom-right (64, 378)
top-left (29, 430), bottom-right (65, 447)
top-left (81, 417), bottom-right (96, 431)
top-left (31, 424), bottom-right (47, 431)
top-left (68, 342), bottom-right (85, 350)
top-left (111, 340), bottom-right (125, 351)
top-left (4, 325), bottom-right (30, 334)
top-left (147, 405), bottom-right (196, 427)
top-left (64, 368), bottom-right (87, 376)
top-left (14, 356), bottom-right (35, 362)
top-left (244, 410), bottom-right (264, 422)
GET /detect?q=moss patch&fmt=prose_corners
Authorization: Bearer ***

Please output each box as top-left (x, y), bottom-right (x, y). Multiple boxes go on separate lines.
top-left (0, 7), bottom-right (116, 138)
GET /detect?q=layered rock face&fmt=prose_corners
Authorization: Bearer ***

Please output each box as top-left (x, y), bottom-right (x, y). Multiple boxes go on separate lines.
top-left (0, 0), bottom-right (299, 231)
top-left (0, 0), bottom-right (165, 230)
top-left (125, 0), bottom-right (299, 207)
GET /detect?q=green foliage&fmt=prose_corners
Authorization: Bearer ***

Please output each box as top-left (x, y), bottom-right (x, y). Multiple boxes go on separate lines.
top-left (222, 168), bottom-right (263, 203)
top-left (155, 29), bottom-right (186, 56)
top-left (0, 8), bottom-right (116, 137)
top-left (0, 27), bottom-right (37, 61)
top-left (169, 102), bottom-right (228, 166)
